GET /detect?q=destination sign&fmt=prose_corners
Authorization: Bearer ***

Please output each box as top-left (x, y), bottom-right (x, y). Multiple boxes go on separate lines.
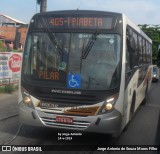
top-left (35, 15), bottom-right (115, 29)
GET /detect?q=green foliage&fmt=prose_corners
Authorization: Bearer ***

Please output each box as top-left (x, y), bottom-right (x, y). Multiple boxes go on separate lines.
top-left (12, 49), bottom-right (20, 52)
top-left (0, 84), bottom-right (18, 94)
top-left (0, 86), bottom-right (5, 93)
top-left (0, 41), bottom-right (20, 52)
top-left (0, 40), bottom-right (6, 52)
top-left (4, 85), bottom-right (14, 93)
top-left (138, 24), bottom-right (160, 64)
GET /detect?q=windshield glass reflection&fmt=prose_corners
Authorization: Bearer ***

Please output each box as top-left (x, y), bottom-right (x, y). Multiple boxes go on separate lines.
top-left (22, 33), bottom-right (121, 90)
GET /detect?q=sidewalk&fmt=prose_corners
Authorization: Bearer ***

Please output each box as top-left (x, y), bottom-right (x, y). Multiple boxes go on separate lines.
top-left (0, 91), bottom-right (18, 101)
top-left (0, 91), bottom-right (19, 120)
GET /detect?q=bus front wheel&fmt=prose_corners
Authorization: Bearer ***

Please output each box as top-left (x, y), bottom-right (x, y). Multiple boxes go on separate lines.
top-left (129, 92), bottom-right (136, 120)
top-left (141, 82), bottom-right (148, 105)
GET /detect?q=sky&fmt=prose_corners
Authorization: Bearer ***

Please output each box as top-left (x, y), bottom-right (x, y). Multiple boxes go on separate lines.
top-left (0, 0), bottom-right (160, 25)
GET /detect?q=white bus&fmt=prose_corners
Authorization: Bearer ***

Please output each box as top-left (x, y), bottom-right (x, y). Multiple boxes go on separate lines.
top-left (19, 10), bottom-right (152, 136)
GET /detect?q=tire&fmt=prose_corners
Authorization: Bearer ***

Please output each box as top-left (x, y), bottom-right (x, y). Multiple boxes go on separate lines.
top-left (123, 93), bottom-right (136, 132)
top-left (129, 92), bottom-right (136, 120)
top-left (141, 83), bottom-right (148, 105)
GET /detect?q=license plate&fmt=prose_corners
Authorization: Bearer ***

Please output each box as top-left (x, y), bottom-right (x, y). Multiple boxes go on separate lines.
top-left (56, 116), bottom-right (73, 124)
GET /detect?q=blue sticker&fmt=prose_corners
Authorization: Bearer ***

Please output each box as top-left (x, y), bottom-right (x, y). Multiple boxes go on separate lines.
top-left (67, 74), bottom-right (81, 88)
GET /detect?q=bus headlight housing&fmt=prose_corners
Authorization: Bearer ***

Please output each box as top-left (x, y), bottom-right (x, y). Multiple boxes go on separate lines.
top-left (23, 96), bottom-right (32, 104)
top-left (21, 87), bottom-right (34, 109)
top-left (98, 93), bottom-right (119, 114)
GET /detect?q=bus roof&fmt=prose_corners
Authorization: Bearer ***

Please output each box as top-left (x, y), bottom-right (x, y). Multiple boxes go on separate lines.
top-left (31, 10), bottom-right (152, 43)
top-left (33, 10), bottom-right (122, 17)
top-left (122, 13), bottom-right (152, 43)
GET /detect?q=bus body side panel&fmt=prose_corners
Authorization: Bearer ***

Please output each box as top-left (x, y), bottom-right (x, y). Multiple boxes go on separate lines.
top-left (123, 70), bottom-right (139, 126)
top-left (123, 65), bottom-right (152, 127)
top-left (120, 14), bottom-right (152, 129)
top-left (114, 14), bottom-right (126, 131)
top-left (115, 14), bottom-right (130, 130)
top-left (134, 65), bottom-right (152, 111)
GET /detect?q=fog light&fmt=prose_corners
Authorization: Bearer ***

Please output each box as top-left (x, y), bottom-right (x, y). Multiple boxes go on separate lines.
top-left (105, 103), bottom-right (113, 111)
top-left (23, 96), bottom-right (32, 104)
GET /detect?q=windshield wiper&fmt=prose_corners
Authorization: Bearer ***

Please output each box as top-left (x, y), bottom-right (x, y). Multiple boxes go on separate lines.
top-left (82, 30), bottom-right (99, 59)
top-left (41, 16), bottom-right (62, 55)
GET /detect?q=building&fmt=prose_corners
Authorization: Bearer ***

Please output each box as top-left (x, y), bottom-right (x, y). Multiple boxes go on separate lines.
top-left (0, 14), bottom-right (27, 51)
top-left (0, 14), bottom-right (25, 26)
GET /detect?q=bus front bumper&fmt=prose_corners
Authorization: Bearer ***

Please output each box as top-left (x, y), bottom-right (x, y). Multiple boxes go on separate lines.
top-left (19, 102), bottom-right (122, 135)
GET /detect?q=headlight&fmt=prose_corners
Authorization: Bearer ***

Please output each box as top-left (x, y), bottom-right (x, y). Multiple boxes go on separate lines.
top-left (21, 87), bottom-right (34, 109)
top-left (23, 96), bottom-right (32, 104)
top-left (98, 93), bottom-right (119, 115)
top-left (105, 103), bottom-right (113, 110)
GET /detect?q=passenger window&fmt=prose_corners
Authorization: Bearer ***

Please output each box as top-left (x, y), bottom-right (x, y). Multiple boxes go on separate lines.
top-left (143, 39), bottom-right (146, 64)
top-left (138, 36), bottom-right (143, 65)
top-left (133, 32), bottom-right (139, 66)
top-left (126, 27), bottom-right (138, 71)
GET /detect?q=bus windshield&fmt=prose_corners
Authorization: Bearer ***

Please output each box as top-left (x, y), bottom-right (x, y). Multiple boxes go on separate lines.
top-left (22, 32), bottom-right (121, 90)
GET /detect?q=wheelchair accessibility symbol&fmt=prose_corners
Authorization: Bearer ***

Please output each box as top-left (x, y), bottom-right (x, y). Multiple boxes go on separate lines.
top-left (67, 74), bottom-right (81, 88)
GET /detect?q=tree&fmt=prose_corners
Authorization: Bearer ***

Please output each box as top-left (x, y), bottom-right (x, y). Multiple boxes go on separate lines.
top-left (138, 24), bottom-right (160, 64)
top-left (0, 41), bottom-right (6, 52)
top-left (37, 0), bottom-right (47, 13)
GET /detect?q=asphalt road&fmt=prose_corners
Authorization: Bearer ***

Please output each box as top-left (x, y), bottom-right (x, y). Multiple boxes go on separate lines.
top-left (0, 82), bottom-right (160, 154)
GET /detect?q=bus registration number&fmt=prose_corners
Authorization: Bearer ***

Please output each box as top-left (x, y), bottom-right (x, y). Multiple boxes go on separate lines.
top-left (56, 116), bottom-right (73, 124)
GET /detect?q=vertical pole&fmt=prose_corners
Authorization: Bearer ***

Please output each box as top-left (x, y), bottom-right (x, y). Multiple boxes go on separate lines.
top-left (36, 1), bottom-right (37, 13)
top-left (0, 15), bottom-right (2, 26)
top-left (40, 0), bottom-right (47, 13)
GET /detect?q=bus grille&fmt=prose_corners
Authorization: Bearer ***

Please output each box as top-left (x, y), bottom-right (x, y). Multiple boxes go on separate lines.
top-left (37, 105), bottom-right (101, 116)
top-left (35, 93), bottom-right (102, 105)
top-left (40, 117), bottom-right (90, 129)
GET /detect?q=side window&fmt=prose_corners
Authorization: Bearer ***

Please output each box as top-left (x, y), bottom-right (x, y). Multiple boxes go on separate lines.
top-left (133, 31), bottom-right (138, 66)
top-left (126, 26), bottom-right (138, 72)
top-left (138, 36), bottom-right (143, 65)
top-left (126, 27), bottom-right (132, 72)
top-left (146, 42), bottom-right (149, 63)
top-left (149, 44), bottom-right (152, 64)
top-left (142, 39), bottom-right (146, 64)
